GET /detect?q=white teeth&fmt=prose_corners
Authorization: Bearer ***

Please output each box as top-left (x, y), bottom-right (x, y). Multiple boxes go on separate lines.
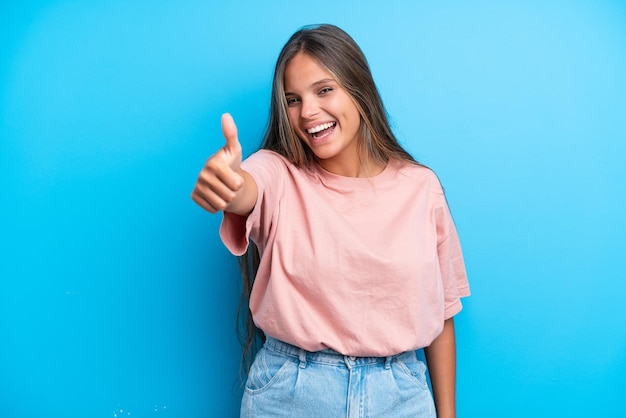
top-left (306, 122), bottom-right (334, 134)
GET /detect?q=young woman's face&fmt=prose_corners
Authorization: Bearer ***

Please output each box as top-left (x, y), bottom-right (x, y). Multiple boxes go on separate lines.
top-left (284, 52), bottom-right (362, 176)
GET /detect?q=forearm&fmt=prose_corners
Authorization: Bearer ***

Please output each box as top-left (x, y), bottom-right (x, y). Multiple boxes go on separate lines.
top-left (424, 317), bottom-right (457, 418)
top-left (225, 169), bottom-right (258, 216)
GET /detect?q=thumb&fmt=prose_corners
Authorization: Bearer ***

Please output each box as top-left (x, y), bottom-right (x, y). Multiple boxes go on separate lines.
top-left (221, 113), bottom-right (241, 153)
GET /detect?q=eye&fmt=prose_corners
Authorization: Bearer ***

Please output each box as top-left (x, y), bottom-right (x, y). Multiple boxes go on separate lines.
top-left (286, 96), bottom-right (300, 106)
top-left (319, 87), bottom-right (333, 95)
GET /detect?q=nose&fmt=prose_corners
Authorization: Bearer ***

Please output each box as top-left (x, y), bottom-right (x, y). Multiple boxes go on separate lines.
top-left (300, 97), bottom-right (319, 119)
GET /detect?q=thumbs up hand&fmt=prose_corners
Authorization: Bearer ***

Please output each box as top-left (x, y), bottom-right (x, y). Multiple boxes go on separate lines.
top-left (219, 112), bottom-right (243, 174)
top-left (192, 113), bottom-right (255, 214)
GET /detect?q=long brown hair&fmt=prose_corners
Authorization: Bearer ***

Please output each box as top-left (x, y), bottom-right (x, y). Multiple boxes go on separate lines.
top-left (237, 23), bottom-right (417, 376)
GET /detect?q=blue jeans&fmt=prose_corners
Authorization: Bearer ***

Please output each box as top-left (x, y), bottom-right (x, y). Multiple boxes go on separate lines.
top-left (240, 337), bottom-right (436, 418)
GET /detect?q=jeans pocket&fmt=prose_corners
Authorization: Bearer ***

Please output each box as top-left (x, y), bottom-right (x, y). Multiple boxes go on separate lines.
top-left (245, 347), bottom-right (296, 394)
top-left (394, 351), bottom-right (430, 391)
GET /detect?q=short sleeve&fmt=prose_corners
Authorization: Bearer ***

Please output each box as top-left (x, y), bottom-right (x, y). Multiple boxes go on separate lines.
top-left (433, 184), bottom-right (470, 319)
top-left (219, 150), bottom-right (284, 256)
top-left (220, 211), bottom-right (250, 256)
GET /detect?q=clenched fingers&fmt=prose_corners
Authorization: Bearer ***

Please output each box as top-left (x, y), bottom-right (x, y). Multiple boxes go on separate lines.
top-left (191, 152), bottom-right (244, 213)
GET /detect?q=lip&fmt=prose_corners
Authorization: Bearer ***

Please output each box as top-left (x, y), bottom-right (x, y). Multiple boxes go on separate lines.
top-left (306, 122), bottom-right (336, 145)
top-left (304, 120), bottom-right (336, 131)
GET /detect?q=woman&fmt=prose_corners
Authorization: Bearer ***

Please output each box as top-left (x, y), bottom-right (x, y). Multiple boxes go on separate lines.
top-left (192, 24), bottom-right (470, 418)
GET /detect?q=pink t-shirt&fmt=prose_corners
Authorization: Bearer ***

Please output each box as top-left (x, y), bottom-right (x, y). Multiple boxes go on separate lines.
top-left (221, 150), bottom-right (469, 357)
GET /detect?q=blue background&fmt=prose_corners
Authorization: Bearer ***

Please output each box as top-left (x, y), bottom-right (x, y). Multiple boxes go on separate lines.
top-left (2, 1), bottom-right (625, 417)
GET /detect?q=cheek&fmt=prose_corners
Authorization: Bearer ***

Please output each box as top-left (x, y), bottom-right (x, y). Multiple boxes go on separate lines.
top-left (286, 108), bottom-right (300, 129)
top-left (338, 97), bottom-right (360, 123)
top-left (350, 108), bottom-right (362, 131)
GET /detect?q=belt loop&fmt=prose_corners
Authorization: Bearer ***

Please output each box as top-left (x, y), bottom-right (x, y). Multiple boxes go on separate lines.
top-left (343, 356), bottom-right (354, 370)
top-left (298, 348), bottom-right (307, 369)
top-left (384, 355), bottom-right (393, 370)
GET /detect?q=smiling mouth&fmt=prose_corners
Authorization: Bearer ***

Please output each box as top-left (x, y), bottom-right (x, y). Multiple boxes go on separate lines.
top-left (307, 122), bottom-right (336, 138)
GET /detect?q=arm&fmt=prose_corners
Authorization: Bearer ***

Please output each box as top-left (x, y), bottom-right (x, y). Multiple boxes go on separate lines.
top-left (191, 113), bottom-right (258, 216)
top-left (424, 317), bottom-right (457, 418)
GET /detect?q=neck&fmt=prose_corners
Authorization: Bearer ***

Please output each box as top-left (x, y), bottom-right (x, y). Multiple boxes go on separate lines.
top-left (319, 157), bottom-right (386, 178)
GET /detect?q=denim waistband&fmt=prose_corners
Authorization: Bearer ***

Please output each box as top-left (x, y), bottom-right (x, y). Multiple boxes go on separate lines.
top-left (264, 336), bottom-right (401, 368)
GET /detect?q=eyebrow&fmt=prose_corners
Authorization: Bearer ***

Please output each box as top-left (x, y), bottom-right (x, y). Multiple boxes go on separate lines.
top-left (285, 78), bottom-right (337, 96)
top-left (311, 78), bottom-right (336, 88)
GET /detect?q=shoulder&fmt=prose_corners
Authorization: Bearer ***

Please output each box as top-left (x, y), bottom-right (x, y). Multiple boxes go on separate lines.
top-left (243, 150), bottom-right (314, 190)
top-left (242, 150), bottom-right (293, 176)
top-left (244, 149), bottom-right (289, 166)
top-left (392, 160), bottom-right (444, 195)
